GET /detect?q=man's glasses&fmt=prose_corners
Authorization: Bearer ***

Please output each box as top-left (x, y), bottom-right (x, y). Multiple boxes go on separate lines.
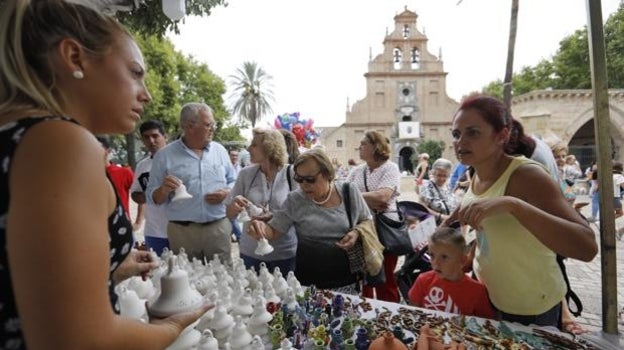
top-left (293, 171), bottom-right (321, 184)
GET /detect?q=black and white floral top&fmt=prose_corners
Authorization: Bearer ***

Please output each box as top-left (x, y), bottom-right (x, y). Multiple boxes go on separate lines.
top-left (0, 116), bottom-right (133, 349)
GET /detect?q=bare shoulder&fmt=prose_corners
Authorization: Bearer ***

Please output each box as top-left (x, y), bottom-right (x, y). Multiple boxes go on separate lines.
top-left (507, 162), bottom-right (560, 201)
top-left (9, 119), bottom-right (108, 199)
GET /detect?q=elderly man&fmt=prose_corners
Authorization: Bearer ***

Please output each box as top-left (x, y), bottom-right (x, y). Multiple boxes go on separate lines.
top-left (131, 120), bottom-right (169, 255)
top-left (147, 103), bottom-right (236, 262)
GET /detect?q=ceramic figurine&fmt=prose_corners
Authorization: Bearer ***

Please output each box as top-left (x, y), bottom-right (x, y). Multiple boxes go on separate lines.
top-left (354, 327), bottom-right (370, 350)
top-left (232, 288), bottom-right (254, 317)
top-left (148, 256), bottom-right (203, 318)
top-left (249, 335), bottom-right (265, 350)
top-left (228, 315), bottom-right (253, 350)
top-left (248, 296), bottom-right (273, 336)
top-left (258, 262), bottom-right (274, 286)
top-left (269, 324), bottom-right (284, 349)
top-left (280, 338), bottom-right (295, 350)
top-left (264, 283), bottom-right (281, 304)
top-left (171, 183), bottom-right (193, 202)
top-left (127, 275), bottom-right (156, 300)
top-left (117, 286), bottom-right (146, 320)
top-left (207, 304), bottom-right (235, 344)
top-left (254, 236), bottom-right (274, 256)
top-left (344, 339), bottom-right (356, 350)
top-left (197, 329), bottom-right (219, 350)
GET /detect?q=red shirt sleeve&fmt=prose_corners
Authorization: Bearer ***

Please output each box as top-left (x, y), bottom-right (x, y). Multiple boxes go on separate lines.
top-left (408, 271), bottom-right (432, 307)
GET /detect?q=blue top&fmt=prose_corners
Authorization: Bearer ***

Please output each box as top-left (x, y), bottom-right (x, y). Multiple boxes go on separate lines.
top-left (147, 139), bottom-right (236, 222)
top-left (449, 163), bottom-right (468, 190)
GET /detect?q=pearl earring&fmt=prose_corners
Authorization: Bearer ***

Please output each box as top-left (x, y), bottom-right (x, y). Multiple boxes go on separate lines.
top-left (72, 70), bottom-right (84, 79)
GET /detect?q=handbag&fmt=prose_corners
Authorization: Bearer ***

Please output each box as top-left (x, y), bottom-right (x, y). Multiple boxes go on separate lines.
top-left (363, 169), bottom-right (413, 256)
top-left (342, 183), bottom-right (386, 285)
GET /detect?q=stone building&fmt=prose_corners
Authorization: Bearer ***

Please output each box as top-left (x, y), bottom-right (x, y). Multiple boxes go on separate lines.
top-left (512, 89), bottom-right (624, 170)
top-left (320, 7), bottom-right (624, 173)
top-left (320, 7), bottom-right (459, 173)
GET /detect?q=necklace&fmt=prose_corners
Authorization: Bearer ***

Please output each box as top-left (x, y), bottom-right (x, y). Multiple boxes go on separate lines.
top-left (311, 182), bottom-right (334, 205)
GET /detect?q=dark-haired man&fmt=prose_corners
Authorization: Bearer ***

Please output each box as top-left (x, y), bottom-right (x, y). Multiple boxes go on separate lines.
top-left (131, 120), bottom-right (169, 255)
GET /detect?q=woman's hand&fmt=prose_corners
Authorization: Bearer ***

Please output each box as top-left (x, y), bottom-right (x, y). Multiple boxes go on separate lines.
top-left (148, 302), bottom-right (215, 337)
top-left (456, 197), bottom-right (515, 230)
top-left (336, 230), bottom-right (359, 250)
top-left (247, 219), bottom-right (273, 240)
top-left (112, 249), bottom-right (159, 284)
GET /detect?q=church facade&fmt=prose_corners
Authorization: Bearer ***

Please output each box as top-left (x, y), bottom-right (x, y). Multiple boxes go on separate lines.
top-left (320, 7), bottom-right (624, 173)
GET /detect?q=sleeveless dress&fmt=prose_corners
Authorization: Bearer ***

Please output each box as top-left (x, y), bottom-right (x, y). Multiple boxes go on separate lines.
top-left (0, 116), bottom-right (133, 349)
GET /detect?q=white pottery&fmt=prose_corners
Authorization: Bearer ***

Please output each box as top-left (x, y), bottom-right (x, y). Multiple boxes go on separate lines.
top-left (247, 297), bottom-right (272, 336)
top-left (207, 304), bottom-right (234, 332)
top-left (128, 276), bottom-right (156, 300)
top-left (249, 335), bottom-right (265, 350)
top-left (232, 288), bottom-right (253, 317)
top-left (148, 256), bottom-right (203, 318)
top-left (258, 263), bottom-right (274, 286)
top-left (197, 329), bottom-right (219, 350)
top-left (228, 316), bottom-right (253, 350)
top-left (166, 321), bottom-right (201, 350)
top-left (254, 238), bottom-right (274, 256)
top-left (171, 183), bottom-right (193, 202)
top-left (264, 283), bottom-right (281, 304)
top-left (280, 338), bottom-right (294, 350)
top-left (282, 287), bottom-right (299, 311)
top-left (118, 286), bottom-right (146, 320)
top-left (272, 273), bottom-right (289, 299)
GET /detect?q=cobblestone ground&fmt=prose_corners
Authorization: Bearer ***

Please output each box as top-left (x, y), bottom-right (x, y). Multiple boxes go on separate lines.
top-left (131, 176), bottom-right (624, 339)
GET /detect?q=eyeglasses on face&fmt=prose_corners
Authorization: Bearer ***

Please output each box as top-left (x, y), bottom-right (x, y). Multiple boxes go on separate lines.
top-left (293, 171), bottom-right (321, 184)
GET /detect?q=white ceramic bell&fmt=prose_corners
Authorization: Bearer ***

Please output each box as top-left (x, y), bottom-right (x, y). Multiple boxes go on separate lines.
top-left (254, 237), bottom-right (274, 256)
top-left (280, 338), bottom-right (295, 350)
top-left (128, 276), bottom-right (156, 300)
top-left (148, 256), bottom-right (203, 318)
top-left (249, 335), bottom-right (265, 350)
top-left (118, 286), bottom-right (146, 320)
top-left (197, 329), bottom-right (219, 350)
top-left (272, 272), bottom-right (289, 299)
top-left (246, 203), bottom-right (263, 217)
top-left (247, 297), bottom-right (272, 337)
top-left (207, 304), bottom-right (234, 333)
top-left (258, 263), bottom-right (273, 286)
top-left (171, 183), bottom-right (193, 202)
top-left (228, 315), bottom-right (253, 350)
top-left (264, 283), bottom-right (281, 304)
top-left (232, 288), bottom-right (253, 317)
top-left (165, 321), bottom-right (201, 350)
top-left (282, 287), bottom-right (299, 312)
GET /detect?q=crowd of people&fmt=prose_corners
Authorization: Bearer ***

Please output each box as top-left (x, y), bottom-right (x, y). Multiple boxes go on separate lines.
top-left (0, 1), bottom-right (604, 349)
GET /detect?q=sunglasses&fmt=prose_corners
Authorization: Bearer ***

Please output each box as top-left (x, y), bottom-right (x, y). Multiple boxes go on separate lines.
top-left (293, 171), bottom-right (321, 184)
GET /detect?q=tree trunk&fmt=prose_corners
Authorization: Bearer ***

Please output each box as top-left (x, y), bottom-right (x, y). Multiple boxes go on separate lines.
top-left (125, 133), bottom-right (137, 170)
top-left (503, 0), bottom-right (519, 111)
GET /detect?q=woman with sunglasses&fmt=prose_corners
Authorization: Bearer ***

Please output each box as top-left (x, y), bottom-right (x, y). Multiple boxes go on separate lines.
top-left (225, 128), bottom-right (298, 274)
top-left (346, 131), bottom-right (401, 302)
top-left (248, 148), bottom-right (372, 293)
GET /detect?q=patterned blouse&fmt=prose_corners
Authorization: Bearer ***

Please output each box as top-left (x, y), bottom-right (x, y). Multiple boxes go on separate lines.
top-left (419, 181), bottom-right (457, 215)
top-left (0, 117), bottom-right (133, 349)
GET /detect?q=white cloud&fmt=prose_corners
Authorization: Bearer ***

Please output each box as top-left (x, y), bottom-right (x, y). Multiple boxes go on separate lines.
top-left (168, 0), bottom-right (621, 127)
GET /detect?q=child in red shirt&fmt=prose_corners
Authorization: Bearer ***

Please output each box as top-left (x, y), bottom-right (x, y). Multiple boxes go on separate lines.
top-left (408, 227), bottom-right (495, 319)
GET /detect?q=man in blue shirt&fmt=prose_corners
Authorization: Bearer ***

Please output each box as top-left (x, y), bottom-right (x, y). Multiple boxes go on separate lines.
top-left (147, 103), bottom-right (236, 262)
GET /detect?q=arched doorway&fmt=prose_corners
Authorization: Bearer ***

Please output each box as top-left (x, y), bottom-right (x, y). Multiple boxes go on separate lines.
top-left (399, 147), bottom-right (415, 174)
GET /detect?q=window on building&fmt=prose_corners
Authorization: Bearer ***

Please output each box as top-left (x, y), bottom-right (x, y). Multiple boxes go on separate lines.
top-left (402, 115), bottom-right (412, 122)
top-left (403, 24), bottom-right (410, 38)
top-left (336, 140), bottom-right (343, 148)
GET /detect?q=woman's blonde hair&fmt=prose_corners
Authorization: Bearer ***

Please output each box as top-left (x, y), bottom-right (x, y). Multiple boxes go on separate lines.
top-left (252, 128), bottom-right (288, 168)
top-left (0, 0), bottom-right (130, 118)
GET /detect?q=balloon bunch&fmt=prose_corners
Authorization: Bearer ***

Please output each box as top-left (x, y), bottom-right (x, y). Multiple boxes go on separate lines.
top-left (273, 112), bottom-right (321, 149)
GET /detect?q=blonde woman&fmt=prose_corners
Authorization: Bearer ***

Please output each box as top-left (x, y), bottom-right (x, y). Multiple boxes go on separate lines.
top-left (0, 1), bottom-right (210, 348)
top-left (225, 128), bottom-right (298, 273)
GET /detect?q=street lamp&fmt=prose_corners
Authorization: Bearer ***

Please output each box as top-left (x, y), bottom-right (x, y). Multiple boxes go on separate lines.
top-left (162, 0), bottom-right (185, 21)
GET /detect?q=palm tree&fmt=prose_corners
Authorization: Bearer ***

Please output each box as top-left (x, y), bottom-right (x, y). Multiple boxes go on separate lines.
top-left (503, 0), bottom-right (519, 110)
top-left (229, 61), bottom-right (274, 127)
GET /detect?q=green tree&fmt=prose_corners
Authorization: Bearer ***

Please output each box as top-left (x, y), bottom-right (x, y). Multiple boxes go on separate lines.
top-left (117, 0), bottom-right (227, 38)
top-left (229, 61), bottom-right (275, 127)
top-left (416, 140), bottom-right (446, 164)
top-left (481, 2), bottom-right (624, 96)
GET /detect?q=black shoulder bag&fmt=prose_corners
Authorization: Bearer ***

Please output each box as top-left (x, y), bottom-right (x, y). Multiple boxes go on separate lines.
top-left (363, 168), bottom-right (412, 256)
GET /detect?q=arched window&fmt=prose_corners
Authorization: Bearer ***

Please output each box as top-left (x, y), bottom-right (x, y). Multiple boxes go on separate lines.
top-left (402, 24), bottom-right (410, 38)
top-left (411, 48), bottom-right (420, 69)
top-left (393, 48), bottom-right (402, 70)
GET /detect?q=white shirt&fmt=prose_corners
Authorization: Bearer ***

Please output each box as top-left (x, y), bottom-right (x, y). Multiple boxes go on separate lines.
top-left (131, 157), bottom-right (169, 238)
